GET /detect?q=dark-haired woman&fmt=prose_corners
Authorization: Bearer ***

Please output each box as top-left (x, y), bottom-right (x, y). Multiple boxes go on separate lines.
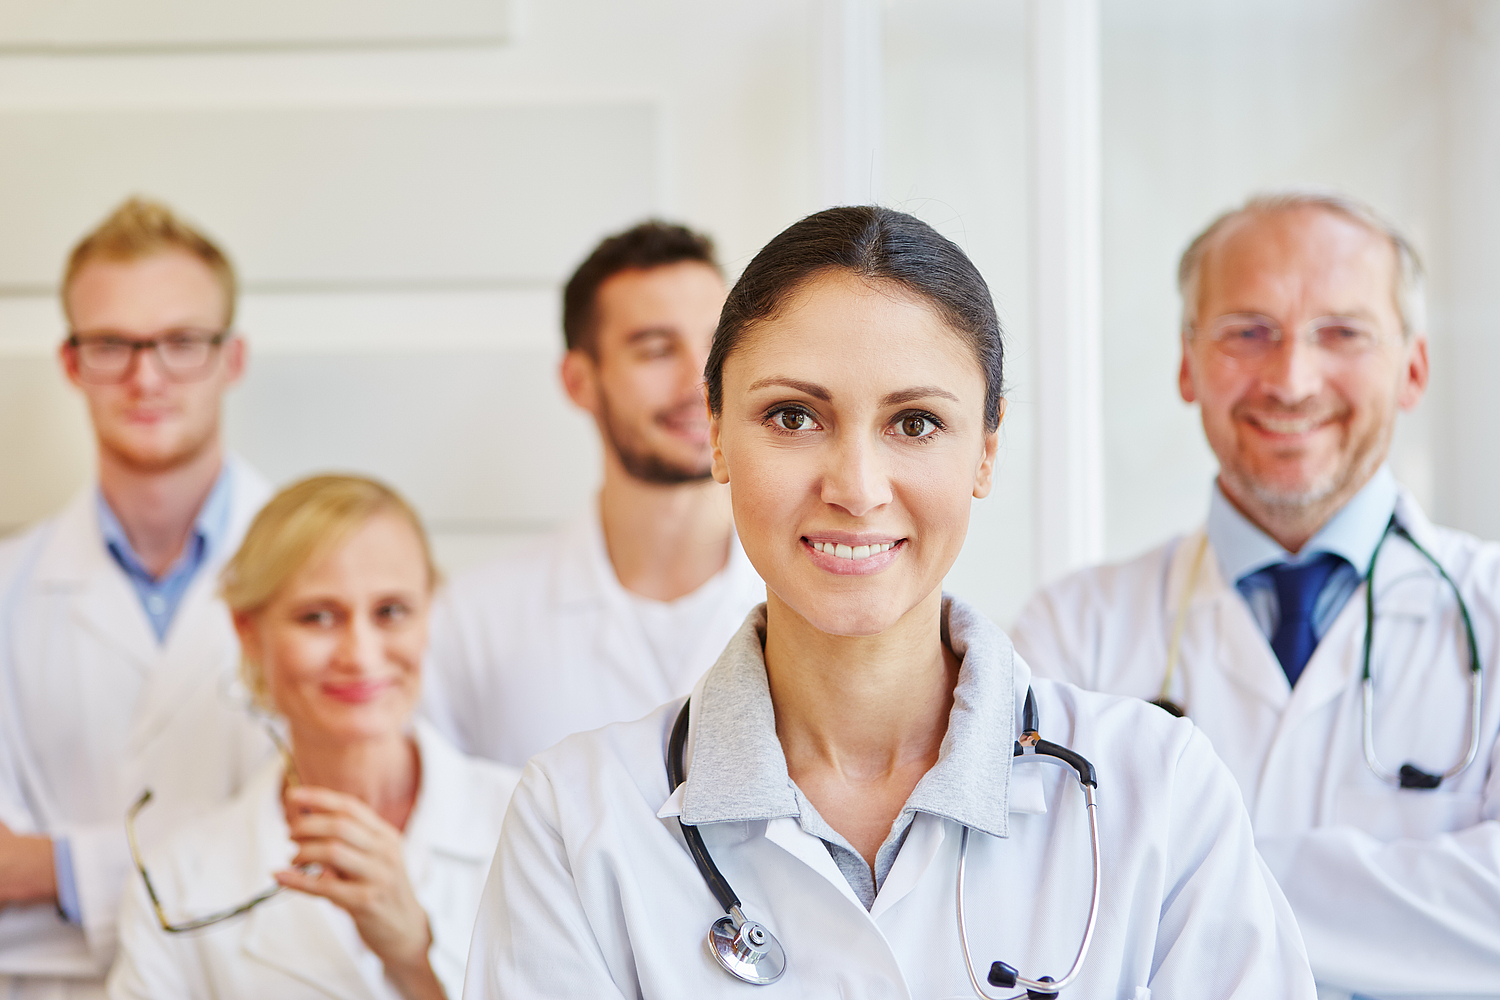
top-left (463, 208), bottom-right (1315, 999)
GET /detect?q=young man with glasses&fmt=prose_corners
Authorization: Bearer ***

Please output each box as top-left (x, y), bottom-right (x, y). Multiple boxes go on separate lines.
top-left (1011, 192), bottom-right (1500, 998)
top-left (422, 221), bottom-right (765, 767)
top-left (0, 198), bottom-right (271, 998)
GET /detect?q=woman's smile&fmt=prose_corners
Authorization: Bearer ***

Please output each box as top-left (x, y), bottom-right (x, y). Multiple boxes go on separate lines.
top-left (802, 536), bottom-right (905, 575)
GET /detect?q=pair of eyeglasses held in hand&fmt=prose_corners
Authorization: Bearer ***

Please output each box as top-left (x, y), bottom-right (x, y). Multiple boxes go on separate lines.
top-left (125, 726), bottom-right (303, 933)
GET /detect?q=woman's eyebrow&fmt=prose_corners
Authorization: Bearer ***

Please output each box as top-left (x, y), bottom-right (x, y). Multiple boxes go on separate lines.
top-left (746, 377), bottom-right (831, 401)
top-left (882, 386), bottom-right (960, 406)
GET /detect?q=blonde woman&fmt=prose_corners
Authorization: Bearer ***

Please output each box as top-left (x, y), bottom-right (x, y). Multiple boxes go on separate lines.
top-left (108, 475), bottom-right (520, 1000)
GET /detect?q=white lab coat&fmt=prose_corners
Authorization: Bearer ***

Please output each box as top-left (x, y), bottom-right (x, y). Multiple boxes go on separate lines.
top-left (107, 720), bottom-right (520, 1000)
top-left (422, 510), bottom-right (765, 767)
top-left (1011, 489), bottom-right (1500, 999)
top-left (0, 458), bottom-right (274, 999)
top-left (463, 600), bottom-right (1316, 1000)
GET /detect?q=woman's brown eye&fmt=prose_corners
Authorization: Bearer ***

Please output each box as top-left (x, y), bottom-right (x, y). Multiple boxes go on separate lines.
top-left (780, 411), bottom-right (806, 430)
top-left (902, 415), bottom-right (929, 437)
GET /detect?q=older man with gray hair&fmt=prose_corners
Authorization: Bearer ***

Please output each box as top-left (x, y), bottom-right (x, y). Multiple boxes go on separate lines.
top-left (1012, 190), bottom-right (1500, 999)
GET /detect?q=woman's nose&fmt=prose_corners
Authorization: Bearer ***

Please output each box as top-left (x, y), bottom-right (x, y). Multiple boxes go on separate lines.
top-left (334, 615), bottom-right (384, 670)
top-left (820, 431), bottom-right (892, 517)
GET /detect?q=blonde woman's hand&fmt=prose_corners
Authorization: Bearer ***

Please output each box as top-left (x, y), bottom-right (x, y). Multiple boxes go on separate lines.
top-left (276, 786), bottom-right (444, 1000)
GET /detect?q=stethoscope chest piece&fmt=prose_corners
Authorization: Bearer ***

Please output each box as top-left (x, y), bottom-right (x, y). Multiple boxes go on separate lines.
top-left (708, 911), bottom-right (786, 985)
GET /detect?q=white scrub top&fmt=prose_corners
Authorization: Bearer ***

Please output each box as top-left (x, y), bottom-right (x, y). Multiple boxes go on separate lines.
top-left (422, 509), bottom-right (765, 767)
top-left (0, 457), bottom-right (273, 999)
top-left (1012, 488), bottom-right (1500, 999)
top-left (108, 721), bottom-right (521, 1000)
top-left (463, 598), bottom-right (1316, 999)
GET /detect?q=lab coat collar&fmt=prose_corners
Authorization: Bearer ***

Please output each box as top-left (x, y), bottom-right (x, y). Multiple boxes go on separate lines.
top-left (672, 595), bottom-right (1023, 840)
top-left (1206, 464), bottom-right (1398, 584)
top-left (31, 456), bottom-right (268, 676)
top-left (402, 719), bottom-right (502, 863)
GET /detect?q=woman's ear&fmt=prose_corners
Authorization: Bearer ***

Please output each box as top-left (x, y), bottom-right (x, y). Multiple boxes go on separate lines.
top-left (709, 398), bottom-right (729, 485)
top-left (972, 399), bottom-right (1004, 499)
top-left (233, 610), bottom-right (262, 664)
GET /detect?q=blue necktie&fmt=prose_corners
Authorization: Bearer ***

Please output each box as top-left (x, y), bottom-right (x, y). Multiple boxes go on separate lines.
top-left (1265, 553), bottom-right (1347, 687)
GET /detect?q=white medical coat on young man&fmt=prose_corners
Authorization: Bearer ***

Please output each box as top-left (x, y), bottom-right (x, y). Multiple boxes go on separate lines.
top-left (1011, 479), bottom-right (1500, 1000)
top-left (422, 510), bottom-right (764, 767)
top-left (108, 721), bottom-right (520, 1000)
top-left (462, 598), bottom-right (1317, 1000)
top-left (0, 458), bottom-right (273, 999)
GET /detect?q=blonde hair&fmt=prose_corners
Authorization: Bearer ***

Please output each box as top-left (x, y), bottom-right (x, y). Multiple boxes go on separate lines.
top-left (63, 196), bottom-right (238, 327)
top-left (221, 474), bottom-right (439, 710)
top-left (1177, 189), bottom-right (1426, 338)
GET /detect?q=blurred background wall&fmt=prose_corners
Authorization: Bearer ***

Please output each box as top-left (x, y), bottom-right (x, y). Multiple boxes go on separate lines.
top-left (1, 0), bottom-right (1497, 629)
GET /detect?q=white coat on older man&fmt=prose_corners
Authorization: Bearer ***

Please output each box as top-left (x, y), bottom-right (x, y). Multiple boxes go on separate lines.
top-left (108, 720), bottom-right (519, 1000)
top-left (0, 458), bottom-right (272, 999)
top-left (1011, 489), bottom-right (1500, 1000)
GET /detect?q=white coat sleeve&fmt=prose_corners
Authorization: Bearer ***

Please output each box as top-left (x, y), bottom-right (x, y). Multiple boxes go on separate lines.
top-left (57, 819), bottom-right (132, 964)
top-left (105, 868), bottom-right (195, 1000)
top-left (1254, 753), bottom-right (1500, 995)
top-left (1150, 726), bottom-right (1317, 999)
top-left (462, 764), bottom-right (630, 1000)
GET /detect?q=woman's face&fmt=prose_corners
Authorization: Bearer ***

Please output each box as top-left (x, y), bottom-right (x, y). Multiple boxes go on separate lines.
top-left (236, 512), bottom-right (431, 745)
top-left (711, 270), bottom-right (999, 636)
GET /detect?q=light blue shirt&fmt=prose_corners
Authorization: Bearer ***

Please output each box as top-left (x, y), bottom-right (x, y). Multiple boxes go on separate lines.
top-left (96, 465), bottom-right (235, 643)
top-left (1206, 465), bottom-right (1398, 642)
top-left (55, 464), bottom-right (235, 924)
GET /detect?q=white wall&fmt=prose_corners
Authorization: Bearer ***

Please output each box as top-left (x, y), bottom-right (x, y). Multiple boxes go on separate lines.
top-left (4, 0), bottom-right (1498, 630)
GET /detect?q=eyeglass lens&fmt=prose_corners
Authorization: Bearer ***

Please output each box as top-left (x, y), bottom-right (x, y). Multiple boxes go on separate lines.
top-left (1205, 315), bottom-right (1380, 362)
top-left (71, 330), bottom-right (225, 383)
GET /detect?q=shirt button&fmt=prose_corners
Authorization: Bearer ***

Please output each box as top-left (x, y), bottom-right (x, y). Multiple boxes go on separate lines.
top-left (146, 594), bottom-right (167, 615)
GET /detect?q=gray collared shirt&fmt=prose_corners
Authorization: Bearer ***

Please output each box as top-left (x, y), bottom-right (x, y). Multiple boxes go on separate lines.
top-left (678, 595), bottom-right (1021, 909)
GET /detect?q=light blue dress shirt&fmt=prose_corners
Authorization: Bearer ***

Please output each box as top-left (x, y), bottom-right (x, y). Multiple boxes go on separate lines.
top-left (54, 465), bottom-right (236, 925)
top-left (1206, 465), bottom-right (1398, 643)
top-left (96, 465), bottom-right (235, 643)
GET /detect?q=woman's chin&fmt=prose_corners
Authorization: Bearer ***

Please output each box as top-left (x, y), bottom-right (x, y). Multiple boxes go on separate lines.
top-left (775, 588), bottom-right (916, 639)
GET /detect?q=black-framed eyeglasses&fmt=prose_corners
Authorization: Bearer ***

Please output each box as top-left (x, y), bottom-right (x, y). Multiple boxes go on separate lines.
top-left (66, 328), bottom-right (230, 385)
top-left (125, 727), bottom-right (299, 933)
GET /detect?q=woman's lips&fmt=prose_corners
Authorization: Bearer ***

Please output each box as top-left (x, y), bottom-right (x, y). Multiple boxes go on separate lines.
top-left (802, 537), bottom-right (904, 576)
top-left (321, 679), bottom-right (393, 704)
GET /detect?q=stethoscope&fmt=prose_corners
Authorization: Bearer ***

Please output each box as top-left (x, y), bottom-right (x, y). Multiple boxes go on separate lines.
top-left (1154, 517), bottom-right (1484, 790)
top-left (665, 689), bottom-right (1102, 998)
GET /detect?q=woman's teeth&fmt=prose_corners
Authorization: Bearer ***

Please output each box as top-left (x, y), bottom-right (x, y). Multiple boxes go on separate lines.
top-left (811, 541), bottom-right (895, 559)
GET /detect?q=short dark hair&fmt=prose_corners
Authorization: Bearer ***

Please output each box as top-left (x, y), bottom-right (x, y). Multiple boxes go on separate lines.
top-left (562, 220), bottom-right (720, 352)
top-left (706, 206), bottom-right (1005, 431)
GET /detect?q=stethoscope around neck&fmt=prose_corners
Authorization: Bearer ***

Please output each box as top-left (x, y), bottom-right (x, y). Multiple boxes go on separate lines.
top-left (665, 690), bottom-right (1102, 998)
top-left (1154, 517), bottom-right (1484, 790)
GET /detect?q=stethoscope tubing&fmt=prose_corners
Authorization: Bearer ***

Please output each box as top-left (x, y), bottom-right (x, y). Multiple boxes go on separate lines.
top-left (1159, 517), bottom-right (1484, 789)
top-left (957, 763), bottom-right (1101, 999)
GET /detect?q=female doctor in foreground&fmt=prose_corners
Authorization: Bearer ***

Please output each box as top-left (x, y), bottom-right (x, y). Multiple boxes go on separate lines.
top-left (462, 207), bottom-right (1316, 999)
top-left (109, 475), bottom-right (520, 1000)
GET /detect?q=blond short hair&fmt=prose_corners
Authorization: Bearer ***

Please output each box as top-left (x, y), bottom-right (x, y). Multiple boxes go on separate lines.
top-left (1177, 189), bottom-right (1426, 338)
top-left (221, 474), bottom-right (438, 711)
top-left (63, 196), bottom-right (238, 327)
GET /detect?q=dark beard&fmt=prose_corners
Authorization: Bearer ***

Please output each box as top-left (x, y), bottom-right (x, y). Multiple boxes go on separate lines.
top-left (598, 394), bottom-right (713, 486)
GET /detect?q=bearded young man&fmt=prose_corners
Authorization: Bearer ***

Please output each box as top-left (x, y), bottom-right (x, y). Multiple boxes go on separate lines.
top-left (422, 222), bottom-right (764, 767)
top-left (1012, 191), bottom-right (1500, 1000)
top-left (0, 198), bottom-right (271, 998)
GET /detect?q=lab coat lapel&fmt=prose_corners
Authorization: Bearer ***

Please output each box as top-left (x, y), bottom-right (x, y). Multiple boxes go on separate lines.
top-left (1196, 541), bottom-right (1292, 711)
top-left (240, 891), bottom-right (373, 1000)
top-left (39, 489), bottom-right (160, 674)
top-left (128, 462), bottom-right (270, 758)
